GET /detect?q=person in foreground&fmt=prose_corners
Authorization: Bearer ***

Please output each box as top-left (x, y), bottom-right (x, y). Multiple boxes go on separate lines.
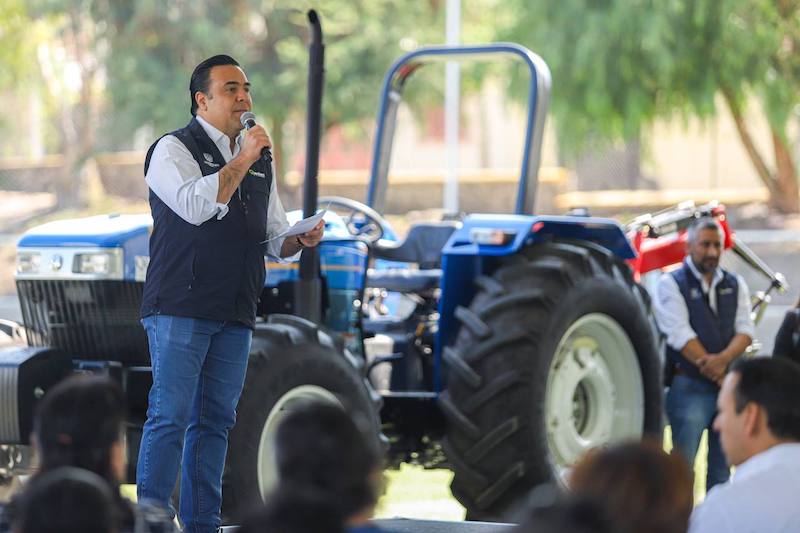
top-left (514, 492), bottom-right (614, 533)
top-left (654, 217), bottom-right (754, 490)
top-left (138, 53), bottom-right (322, 533)
top-left (689, 357), bottom-right (800, 533)
top-left (271, 402), bottom-right (390, 533)
top-left (236, 485), bottom-right (344, 533)
top-left (0, 374), bottom-right (175, 533)
top-left (12, 467), bottom-right (115, 533)
top-left (569, 439), bottom-right (694, 533)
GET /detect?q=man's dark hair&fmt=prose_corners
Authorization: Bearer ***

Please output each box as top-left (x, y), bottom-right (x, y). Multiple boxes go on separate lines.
top-left (274, 402), bottom-right (381, 520)
top-left (33, 374), bottom-right (126, 485)
top-left (14, 466), bottom-right (116, 533)
top-left (730, 356), bottom-right (800, 441)
top-left (515, 495), bottom-right (615, 533)
top-left (237, 484), bottom-right (345, 533)
top-left (189, 54), bottom-right (240, 116)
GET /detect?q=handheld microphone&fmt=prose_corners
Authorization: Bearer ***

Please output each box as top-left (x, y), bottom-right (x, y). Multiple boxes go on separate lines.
top-left (240, 111), bottom-right (273, 164)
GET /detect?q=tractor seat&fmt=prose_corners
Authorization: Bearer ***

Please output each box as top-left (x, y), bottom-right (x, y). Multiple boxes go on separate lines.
top-left (366, 221), bottom-right (460, 293)
top-left (372, 221), bottom-right (461, 269)
top-left (366, 267), bottom-right (442, 293)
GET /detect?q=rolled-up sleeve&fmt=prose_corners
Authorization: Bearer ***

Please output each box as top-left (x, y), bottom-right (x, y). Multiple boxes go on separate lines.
top-left (734, 274), bottom-right (755, 339)
top-left (145, 135), bottom-right (230, 226)
top-left (654, 273), bottom-right (697, 352)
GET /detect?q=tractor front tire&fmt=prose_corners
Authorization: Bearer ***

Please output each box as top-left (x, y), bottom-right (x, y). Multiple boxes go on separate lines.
top-left (441, 242), bottom-right (662, 520)
top-left (221, 316), bottom-right (383, 523)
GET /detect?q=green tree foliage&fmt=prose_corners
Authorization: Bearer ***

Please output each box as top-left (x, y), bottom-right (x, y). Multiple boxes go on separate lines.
top-left (0, 0), bottom-right (41, 135)
top-left (0, 0), bottom-right (35, 88)
top-left (500, 0), bottom-right (800, 212)
top-left (101, 0), bottom-right (444, 176)
top-left (14, 0), bottom-right (116, 205)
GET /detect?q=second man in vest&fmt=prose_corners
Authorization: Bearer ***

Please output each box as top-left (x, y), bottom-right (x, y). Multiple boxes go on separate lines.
top-left (654, 217), bottom-right (754, 491)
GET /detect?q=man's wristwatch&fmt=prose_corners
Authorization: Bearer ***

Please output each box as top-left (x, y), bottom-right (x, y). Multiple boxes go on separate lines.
top-left (296, 236), bottom-right (306, 249)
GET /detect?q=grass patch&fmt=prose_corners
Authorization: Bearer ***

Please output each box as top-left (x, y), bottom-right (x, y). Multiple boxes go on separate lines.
top-left (376, 463), bottom-right (464, 521)
top-left (119, 431), bottom-right (715, 522)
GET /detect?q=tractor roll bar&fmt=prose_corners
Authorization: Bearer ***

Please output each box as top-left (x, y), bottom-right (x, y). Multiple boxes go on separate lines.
top-left (366, 43), bottom-right (552, 215)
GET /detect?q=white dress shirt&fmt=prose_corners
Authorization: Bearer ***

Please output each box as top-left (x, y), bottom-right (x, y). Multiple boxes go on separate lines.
top-left (689, 443), bottom-right (800, 533)
top-left (145, 115), bottom-right (291, 260)
top-left (654, 259), bottom-right (754, 353)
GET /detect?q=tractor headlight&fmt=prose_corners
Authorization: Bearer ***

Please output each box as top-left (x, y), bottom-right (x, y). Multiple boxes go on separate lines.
top-left (73, 250), bottom-right (123, 277)
top-left (16, 251), bottom-right (41, 274)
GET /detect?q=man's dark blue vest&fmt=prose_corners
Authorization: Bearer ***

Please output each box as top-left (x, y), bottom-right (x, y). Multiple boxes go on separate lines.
top-left (666, 260), bottom-right (738, 385)
top-left (140, 118), bottom-right (271, 328)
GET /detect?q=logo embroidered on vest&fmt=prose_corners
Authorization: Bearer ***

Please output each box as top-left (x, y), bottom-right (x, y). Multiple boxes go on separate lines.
top-left (690, 288), bottom-right (702, 299)
top-left (719, 287), bottom-right (733, 295)
top-left (248, 169), bottom-right (266, 178)
top-left (202, 153), bottom-right (220, 168)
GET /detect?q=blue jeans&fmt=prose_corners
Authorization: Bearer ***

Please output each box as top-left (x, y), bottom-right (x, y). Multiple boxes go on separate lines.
top-left (137, 315), bottom-right (252, 533)
top-left (666, 374), bottom-right (730, 491)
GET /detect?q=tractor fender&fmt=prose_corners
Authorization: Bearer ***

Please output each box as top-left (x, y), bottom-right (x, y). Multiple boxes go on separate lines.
top-left (435, 215), bottom-right (636, 390)
top-left (442, 214), bottom-right (635, 260)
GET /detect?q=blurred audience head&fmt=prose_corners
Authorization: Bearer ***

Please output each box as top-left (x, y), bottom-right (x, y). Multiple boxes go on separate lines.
top-left (13, 466), bottom-right (116, 533)
top-left (569, 439), bottom-right (694, 533)
top-left (274, 402), bottom-right (381, 525)
top-left (237, 484), bottom-right (345, 533)
top-left (515, 492), bottom-right (614, 533)
top-left (33, 374), bottom-right (127, 484)
top-left (714, 356), bottom-right (800, 467)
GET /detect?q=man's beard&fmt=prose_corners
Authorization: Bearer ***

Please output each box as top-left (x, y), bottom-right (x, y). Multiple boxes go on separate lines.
top-left (696, 257), bottom-right (719, 273)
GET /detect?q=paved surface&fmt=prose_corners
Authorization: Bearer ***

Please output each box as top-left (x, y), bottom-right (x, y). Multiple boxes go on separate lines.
top-left (0, 191), bottom-right (56, 232)
top-left (726, 230), bottom-right (800, 354)
top-left (0, 294), bottom-right (20, 323)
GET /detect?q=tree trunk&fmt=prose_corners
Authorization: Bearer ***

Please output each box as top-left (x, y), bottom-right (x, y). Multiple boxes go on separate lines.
top-left (721, 86), bottom-right (800, 213)
top-left (51, 7), bottom-right (100, 209)
top-left (771, 129), bottom-right (800, 213)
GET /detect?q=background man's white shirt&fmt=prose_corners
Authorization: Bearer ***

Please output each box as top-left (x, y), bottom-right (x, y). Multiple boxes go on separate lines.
top-left (690, 443), bottom-right (800, 533)
top-left (654, 259), bottom-right (754, 352)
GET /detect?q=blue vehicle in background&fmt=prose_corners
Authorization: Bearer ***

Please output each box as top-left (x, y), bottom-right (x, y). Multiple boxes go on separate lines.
top-left (0, 14), bottom-right (662, 524)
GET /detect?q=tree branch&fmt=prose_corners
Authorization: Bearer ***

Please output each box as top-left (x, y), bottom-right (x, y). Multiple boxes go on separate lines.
top-left (720, 85), bottom-right (777, 193)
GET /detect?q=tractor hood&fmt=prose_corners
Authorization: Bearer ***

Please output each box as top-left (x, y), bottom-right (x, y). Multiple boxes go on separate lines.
top-left (16, 214), bottom-right (152, 281)
top-left (18, 214), bottom-right (152, 248)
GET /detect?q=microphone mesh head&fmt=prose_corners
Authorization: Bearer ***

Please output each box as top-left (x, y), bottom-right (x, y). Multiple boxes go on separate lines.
top-left (240, 111), bottom-right (256, 128)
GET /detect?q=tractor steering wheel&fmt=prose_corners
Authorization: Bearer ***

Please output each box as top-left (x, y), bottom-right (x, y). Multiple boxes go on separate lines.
top-left (318, 196), bottom-right (391, 243)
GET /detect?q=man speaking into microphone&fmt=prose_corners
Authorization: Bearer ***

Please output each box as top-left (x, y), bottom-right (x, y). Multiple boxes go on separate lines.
top-left (138, 55), bottom-right (323, 533)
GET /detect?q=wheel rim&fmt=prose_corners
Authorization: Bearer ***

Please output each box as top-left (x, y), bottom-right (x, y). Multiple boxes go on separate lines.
top-left (544, 313), bottom-right (644, 476)
top-left (257, 385), bottom-right (342, 499)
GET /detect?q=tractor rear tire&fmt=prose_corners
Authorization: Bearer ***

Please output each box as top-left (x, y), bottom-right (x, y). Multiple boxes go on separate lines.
top-left (441, 241), bottom-right (662, 521)
top-left (221, 315), bottom-right (383, 523)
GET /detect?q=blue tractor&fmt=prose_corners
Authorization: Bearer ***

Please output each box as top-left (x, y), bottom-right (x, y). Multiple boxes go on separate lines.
top-left (0, 15), bottom-right (662, 523)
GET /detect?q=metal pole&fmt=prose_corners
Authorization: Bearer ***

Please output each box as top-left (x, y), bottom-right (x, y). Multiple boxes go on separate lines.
top-left (295, 9), bottom-right (325, 322)
top-left (444, 0), bottom-right (461, 214)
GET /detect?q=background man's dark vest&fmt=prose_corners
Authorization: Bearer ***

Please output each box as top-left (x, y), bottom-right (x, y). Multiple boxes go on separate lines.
top-left (666, 261), bottom-right (738, 385)
top-left (140, 117), bottom-right (272, 328)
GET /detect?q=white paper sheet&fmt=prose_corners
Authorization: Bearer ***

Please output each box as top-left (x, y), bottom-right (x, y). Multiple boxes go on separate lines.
top-left (261, 209), bottom-right (326, 243)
